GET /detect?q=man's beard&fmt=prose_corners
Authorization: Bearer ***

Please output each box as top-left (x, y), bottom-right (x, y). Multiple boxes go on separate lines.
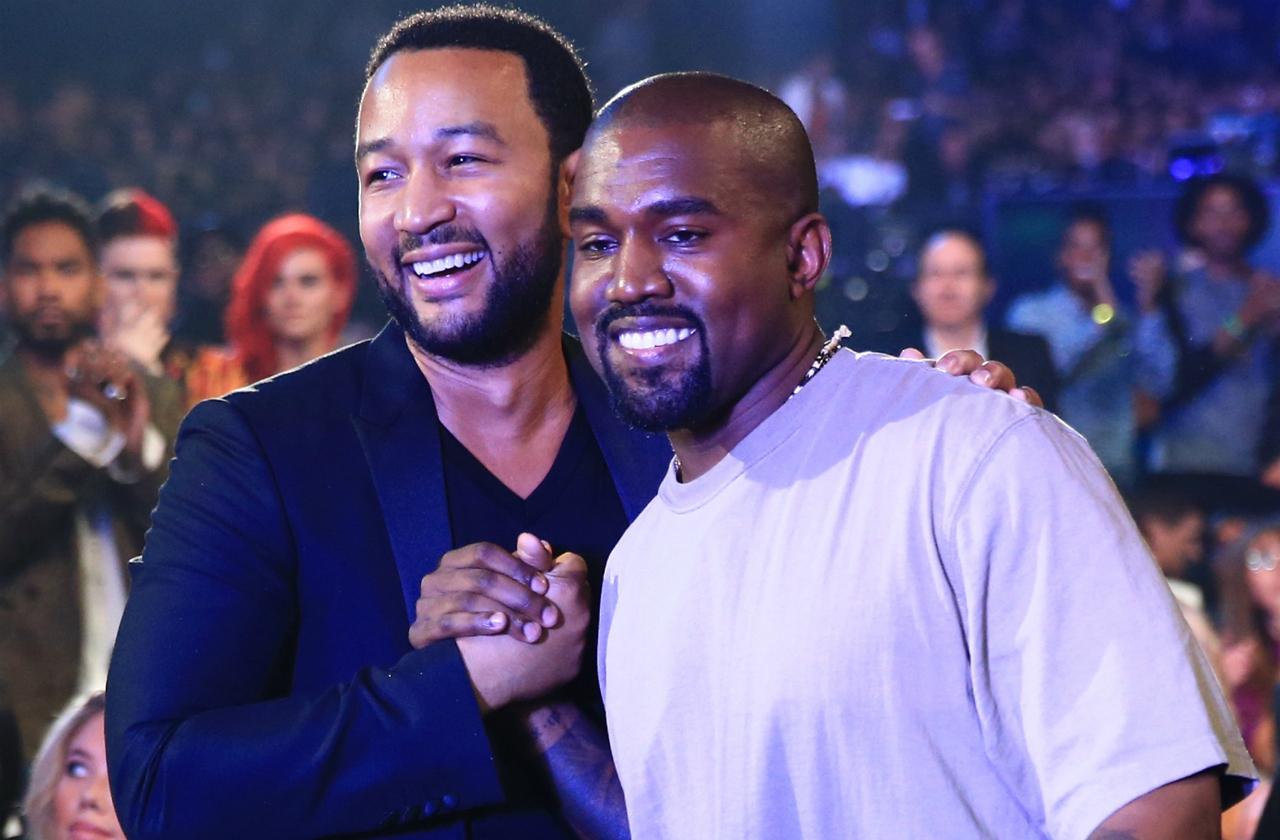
top-left (373, 212), bottom-right (563, 369)
top-left (12, 312), bottom-right (95, 360)
top-left (594, 303), bottom-right (713, 432)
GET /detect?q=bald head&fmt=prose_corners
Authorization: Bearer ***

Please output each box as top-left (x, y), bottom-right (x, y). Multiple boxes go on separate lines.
top-left (586, 72), bottom-right (819, 220)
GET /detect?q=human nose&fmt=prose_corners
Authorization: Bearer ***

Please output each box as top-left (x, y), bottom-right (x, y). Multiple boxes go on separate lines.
top-left (395, 169), bottom-right (455, 235)
top-left (79, 774), bottom-right (108, 812)
top-left (606, 238), bottom-right (672, 305)
top-left (34, 268), bottom-right (65, 300)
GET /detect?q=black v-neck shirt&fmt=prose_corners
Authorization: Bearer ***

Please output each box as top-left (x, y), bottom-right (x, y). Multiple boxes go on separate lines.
top-left (438, 405), bottom-right (629, 716)
top-left (438, 405), bottom-right (630, 831)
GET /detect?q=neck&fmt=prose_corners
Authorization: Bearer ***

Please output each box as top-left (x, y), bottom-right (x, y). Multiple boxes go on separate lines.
top-left (669, 319), bottom-right (825, 482)
top-left (17, 342), bottom-right (72, 422)
top-left (1203, 253), bottom-right (1249, 282)
top-left (926, 320), bottom-right (983, 354)
top-left (409, 310), bottom-right (576, 498)
top-left (274, 334), bottom-right (334, 373)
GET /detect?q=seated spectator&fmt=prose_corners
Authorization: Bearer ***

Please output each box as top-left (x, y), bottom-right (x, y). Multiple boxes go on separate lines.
top-left (875, 229), bottom-right (1059, 411)
top-left (1133, 173), bottom-right (1280, 479)
top-left (0, 187), bottom-right (181, 761)
top-left (96, 188), bottom-right (195, 383)
top-left (1131, 485), bottom-right (1221, 670)
top-left (20, 691), bottom-right (122, 840)
top-left (1216, 517), bottom-right (1280, 776)
top-left (1006, 207), bottom-right (1138, 487)
top-left (185, 213), bottom-right (356, 405)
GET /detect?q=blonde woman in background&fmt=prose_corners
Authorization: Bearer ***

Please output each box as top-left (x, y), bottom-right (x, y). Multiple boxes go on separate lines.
top-left (21, 692), bottom-right (122, 840)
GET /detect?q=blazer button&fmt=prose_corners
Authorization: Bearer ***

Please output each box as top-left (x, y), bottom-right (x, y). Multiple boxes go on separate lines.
top-left (441, 794), bottom-right (458, 809)
top-left (421, 800), bottom-right (439, 817)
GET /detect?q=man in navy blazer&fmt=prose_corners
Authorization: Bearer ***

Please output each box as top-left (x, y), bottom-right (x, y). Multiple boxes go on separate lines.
top-left (106, 8), bottom-right (1033, 839)
top-left (106, 9), bottom-right (669, 838)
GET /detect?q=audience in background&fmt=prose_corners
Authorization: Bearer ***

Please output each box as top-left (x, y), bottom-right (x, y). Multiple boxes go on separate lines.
top-left (0, 187), bottom-right (181, 762)
top-left (1006, 208), bottom-right (1138, 487)
top-left (1133, 174), bottom-right (1280, 479)
top-left (1216, 517), bottom-right (1280, 775)
top-left (1131, 485), bottom-right (1220, 667)
top-left (96, 188), bottom-right (197, 385)
top-left (874, 229), bottom-right (1059, 411)
top-left (185, 213), bottom-right (356, 405)
top-left (20, 692), bottom-right (122, 840)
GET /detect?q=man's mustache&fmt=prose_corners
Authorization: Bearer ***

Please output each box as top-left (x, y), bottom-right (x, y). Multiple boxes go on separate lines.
top-left (397, 225), bottom-right (486, 257)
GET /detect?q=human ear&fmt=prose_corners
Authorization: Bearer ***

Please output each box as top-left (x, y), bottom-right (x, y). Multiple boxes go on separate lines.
top-left (558, 150), bottom-right (581, 236)
top-left (786, 212), bottom-right (832, 300)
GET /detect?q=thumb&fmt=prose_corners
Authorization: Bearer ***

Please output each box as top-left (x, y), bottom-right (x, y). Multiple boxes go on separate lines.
top-left (513, 532), bottom-right (555, 572)
top-left (548, 552), bottom-right (587, 579)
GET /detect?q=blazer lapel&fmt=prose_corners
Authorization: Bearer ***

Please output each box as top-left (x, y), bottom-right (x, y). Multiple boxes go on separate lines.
top-left (352, 323), bottom-right (453, 623)
top-left (564, 336), bottom-right (670, 521)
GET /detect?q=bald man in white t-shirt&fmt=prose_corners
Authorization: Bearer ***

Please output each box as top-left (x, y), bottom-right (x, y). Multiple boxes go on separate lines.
top-left (567, 72), bottom-right (1254, 839)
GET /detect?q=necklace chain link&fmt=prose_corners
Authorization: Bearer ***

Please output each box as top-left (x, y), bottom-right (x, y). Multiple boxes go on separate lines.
top-left (672, 324), bottom-right (850, 478)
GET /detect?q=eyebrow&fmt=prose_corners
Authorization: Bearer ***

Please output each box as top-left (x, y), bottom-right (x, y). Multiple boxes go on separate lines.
top-left (647, 197), bottom-right (722, 218)
top-left (355, 122), bottom-right (506, 162)
top-left (568, 206), bottom-right (607, 225)
top-left (435, 121), bottom-right (505, 145)
top-left (568, 196), bottom-right (723, 227)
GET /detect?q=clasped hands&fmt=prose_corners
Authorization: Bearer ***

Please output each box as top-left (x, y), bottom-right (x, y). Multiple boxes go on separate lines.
top-left (410, 533), bottom-right (590, 713)
top-left (406, 349), bottom-right (1037, 712)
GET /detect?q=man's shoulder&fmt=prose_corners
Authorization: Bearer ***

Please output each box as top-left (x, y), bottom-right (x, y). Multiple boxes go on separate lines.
top-left (218, 340), bottom-right (372, 418)
top-left (830, 350), bottom-right (1054, 460)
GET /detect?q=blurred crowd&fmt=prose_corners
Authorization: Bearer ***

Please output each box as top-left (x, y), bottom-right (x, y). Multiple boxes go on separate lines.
top-left (775, 0), bottom-right (1280, 212)
top-left (1, 0), bottom-right (1280, 837)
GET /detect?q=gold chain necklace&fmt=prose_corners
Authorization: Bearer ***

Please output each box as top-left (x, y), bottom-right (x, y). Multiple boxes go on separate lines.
top-left (672, 324), bottom-right (850, 479)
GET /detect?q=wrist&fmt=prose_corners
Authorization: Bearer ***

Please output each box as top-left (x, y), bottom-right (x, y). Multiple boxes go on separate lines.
top-left (520, 701), bottom-right (580, 754)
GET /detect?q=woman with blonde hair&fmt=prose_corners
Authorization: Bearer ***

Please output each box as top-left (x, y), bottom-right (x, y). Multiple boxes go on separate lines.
top-left (21, 691), bottom-right (122, 839)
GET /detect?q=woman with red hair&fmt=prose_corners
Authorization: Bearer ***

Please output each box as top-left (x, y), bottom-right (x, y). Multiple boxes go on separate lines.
top-left (186, 214), bottom-right (356, 406)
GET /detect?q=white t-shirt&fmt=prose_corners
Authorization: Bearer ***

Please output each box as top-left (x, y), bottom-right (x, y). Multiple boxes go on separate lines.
top-left (600, 350), bottom-right (1253, 840)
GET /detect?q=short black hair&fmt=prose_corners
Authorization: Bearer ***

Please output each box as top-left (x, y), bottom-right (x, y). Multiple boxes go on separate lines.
top-left (1129, 485), bottom-right (1202, 536)
top-left (1, 186), bottom-right (97, 266)
top-left (1063, 202), bottom-right (1111, 248)
top-left (366, 4), bottom-right (593, 164)
top-left (1175, 173), bottom-right (1271, 251)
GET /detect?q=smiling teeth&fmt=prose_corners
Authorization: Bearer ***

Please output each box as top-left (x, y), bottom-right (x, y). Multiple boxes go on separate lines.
top-left (411, 251), bottom-right (485, 277)
top-left (618, 327), bottom-right (694, 350)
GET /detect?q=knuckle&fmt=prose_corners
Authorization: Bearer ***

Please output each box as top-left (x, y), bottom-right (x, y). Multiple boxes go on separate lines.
top-left (472, 568), bottom-right (496, 591)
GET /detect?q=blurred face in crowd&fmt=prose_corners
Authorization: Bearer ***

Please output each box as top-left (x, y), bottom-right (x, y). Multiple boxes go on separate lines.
top-left (51, 712), bottom-right (123, 840)
top-left (913, 233), bottom-right (993, 331)
top-left (265, 247), bottom-right (343, 345)
top-left (1191, 184), bottom-right (1251, 261)
top-left (1141, 510), bottom-right (1205, 579)
top-left (356, 48), bottom-right (563, 366)
top-left (100, 234), bottom-right (179, 324)
top-left (2, 220), bottom-right (99, 356)
top-left (1057, 218), bottom-right (1109, 292)
top-left (1245, 529), bottom-right (1280, 617)
top-left (569, 117), bottom-right (812, 432)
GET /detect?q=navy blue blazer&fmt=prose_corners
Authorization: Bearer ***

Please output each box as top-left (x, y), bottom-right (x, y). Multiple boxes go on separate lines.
top-left (105, 322), bottom-right (671, 839)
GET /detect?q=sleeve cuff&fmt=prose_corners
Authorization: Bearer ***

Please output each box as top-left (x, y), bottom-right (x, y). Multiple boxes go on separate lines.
top-left (106, 423), bottom-right (166, 483)
top-left (52, 398), bottom-right (126, 468)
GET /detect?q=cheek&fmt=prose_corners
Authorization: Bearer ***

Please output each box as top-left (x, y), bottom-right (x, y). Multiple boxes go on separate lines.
top-left (53, 779), bottom-right (79, 822)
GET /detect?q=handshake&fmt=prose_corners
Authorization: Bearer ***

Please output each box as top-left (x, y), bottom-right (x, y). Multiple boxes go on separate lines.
top-left (409, 533), bottom-right (591, 713)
